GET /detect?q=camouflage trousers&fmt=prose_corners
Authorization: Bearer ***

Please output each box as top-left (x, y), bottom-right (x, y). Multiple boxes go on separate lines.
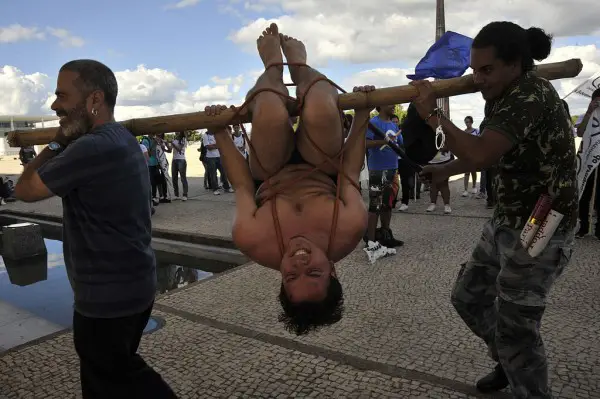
top-left (451, 219), bottom-right (574, 399)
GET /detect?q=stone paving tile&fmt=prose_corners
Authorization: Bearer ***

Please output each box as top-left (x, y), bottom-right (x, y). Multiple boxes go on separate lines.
top-left (157, 214), bottom-right (600, 398)
top-left (0, 311), bottom-right (480, 399)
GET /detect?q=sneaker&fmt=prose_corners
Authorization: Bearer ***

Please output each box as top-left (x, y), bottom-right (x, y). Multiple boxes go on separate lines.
top-left (475, 192), bottom-right (486, 199)
top-left (226, 188), bottom-right (235, 193)
top-left (182, 196), bottom-right (188, 201)
top-left (159, 198), bottom-right (171, 204)
top-left (575, 228), bottom-right (587, 238)
top-left (174, 196), bottom-right (181, 201)
top-left (426, 203), bottom-right (436, 212)
top-left (213, 190), bottom-right (221, 196)
top-left (398, 203), bottom-right (409, 212)
top-left (461, 190), bottom-right (469, 197)
top-left (444, 205), bottom-right (452, 214)
top-left (471, 188), bottom-right (478, 194)
top-left (0, 198), bottom-right (5, 205)
top-left (476, 364), bottom-right (509, 393)
top-left (363, 241), bottom-right (396, 264)
top-left (152, 197), bottom-right (160, 206)
top-left (378, 227), bottom-right (404, 248)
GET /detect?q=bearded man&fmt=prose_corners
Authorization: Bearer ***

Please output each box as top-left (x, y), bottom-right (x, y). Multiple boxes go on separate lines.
top-left (14, 60), bottom-right (176, 399)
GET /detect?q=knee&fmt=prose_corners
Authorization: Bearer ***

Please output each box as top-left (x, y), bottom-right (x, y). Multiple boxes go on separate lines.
top-left (301, 94), bottom-right (340, 126)
top-left (380, 185), bottom-right (394, 211)
top-left (496, 297), bottom-right (545, 330)
top-left (450, 263), bottom-right (470, 309)
top-left (252, 97), bottom-right (289, 126)
top-left (368, 196), bottom-right (380, 213)
top-left (450, 286), bottom-right (466, 313)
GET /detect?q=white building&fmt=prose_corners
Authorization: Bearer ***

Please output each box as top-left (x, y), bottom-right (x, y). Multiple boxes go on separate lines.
top-left (0, 116), bottom-right (58, 156)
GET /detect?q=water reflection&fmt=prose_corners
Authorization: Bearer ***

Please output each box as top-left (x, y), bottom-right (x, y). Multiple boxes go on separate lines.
top-left (156, 264), bottom-right (212, 294)
top-left (0, 239), bottom-right (214, 329)
top-left (4, 253), bottom-right (48, 286)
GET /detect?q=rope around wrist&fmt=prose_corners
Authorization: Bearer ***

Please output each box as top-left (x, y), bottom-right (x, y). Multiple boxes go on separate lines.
top-left (424, 107), bottom-right (439, 123)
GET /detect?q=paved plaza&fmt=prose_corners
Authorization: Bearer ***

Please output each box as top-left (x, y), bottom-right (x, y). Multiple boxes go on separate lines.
top-left (0, 177), bottom-right (598, 398)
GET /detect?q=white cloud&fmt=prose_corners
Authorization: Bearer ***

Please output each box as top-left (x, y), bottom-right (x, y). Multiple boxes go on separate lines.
top-left (0, 24), bottom-right (44, 43)
top-left (0, 66), bottom-right (52, 115)
top-left (165, 0), bottom-right (201, 9)
top-left (115, 65), bottom-right (187, 106)
top-left (47, 28), bottom-right (85, 47)
top-left (1, 64), bottom-right (246, 124)
top-left (229, 0), bottom-right (600, 67)
top-left (0, 25), bottom-right (85, 47)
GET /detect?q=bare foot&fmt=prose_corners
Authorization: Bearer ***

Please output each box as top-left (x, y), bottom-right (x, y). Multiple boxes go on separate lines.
top-left (257, 23), bottom-right (284, 73)
top-left (245, 23), bottom-right (289, 116)
top-left (280, 34), bottom-right (307, 84)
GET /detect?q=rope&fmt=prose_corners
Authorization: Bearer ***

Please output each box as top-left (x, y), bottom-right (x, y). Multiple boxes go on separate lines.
top-left (222, 62), bottom-right (369, 259)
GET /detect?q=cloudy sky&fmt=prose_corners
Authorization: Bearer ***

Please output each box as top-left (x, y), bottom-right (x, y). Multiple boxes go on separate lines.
top-left (2, 0), bottom-right (599, 127)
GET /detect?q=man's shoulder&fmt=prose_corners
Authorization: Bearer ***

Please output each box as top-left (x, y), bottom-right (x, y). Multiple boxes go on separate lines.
top-left (506, 73), bottom-right (550, 104)
top-left (93, 122), bottom-right (131, 136)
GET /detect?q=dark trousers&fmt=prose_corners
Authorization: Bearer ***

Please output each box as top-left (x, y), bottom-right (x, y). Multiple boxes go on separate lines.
top-left (171, 159), bottom-right (188, 197)
top-left (148, 165), bottom-right (161, 198)
top-left (479, 170), bottom-right (487, 194)
top-left (397, 159), bottom-right (415, 205)
top-left (201, 160), bottom-right (210, 189)
top-left (158, 168), bottom-right (167, 198)
top-left (578, 169), bottom-right (600, 234)
top-left (73, 304), bottom-right (177, 399)
top-left (485, 167), bottom-right (496, 205)
top-left (205, 157), bottom-right (230, 190)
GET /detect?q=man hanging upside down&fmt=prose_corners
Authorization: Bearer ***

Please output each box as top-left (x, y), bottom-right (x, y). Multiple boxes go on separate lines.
top-left (205, 23), bottom-right (374, 335)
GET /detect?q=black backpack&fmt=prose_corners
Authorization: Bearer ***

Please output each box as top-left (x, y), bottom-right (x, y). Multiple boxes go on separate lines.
top-left (400, 103), bottom-right (438, 166)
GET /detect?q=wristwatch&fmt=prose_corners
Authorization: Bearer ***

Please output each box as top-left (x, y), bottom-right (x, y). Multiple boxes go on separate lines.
top-left (47, 141), bottom-right (64, 153)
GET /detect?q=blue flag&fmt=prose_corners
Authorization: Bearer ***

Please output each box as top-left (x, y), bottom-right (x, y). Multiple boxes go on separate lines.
top-left (407, 31), bottom-right (473, 80)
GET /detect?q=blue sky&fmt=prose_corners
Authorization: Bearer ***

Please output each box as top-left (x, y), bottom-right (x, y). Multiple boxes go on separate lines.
top-left (2, 0), bottom-right (599, 122)
top-left (3, 0), bottom-right (389, 94)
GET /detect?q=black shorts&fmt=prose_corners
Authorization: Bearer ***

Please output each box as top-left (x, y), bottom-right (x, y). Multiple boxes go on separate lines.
top-left (368, 169), bottom-right (397, 211)
top-left (253, 147), bottom-right (337, 192)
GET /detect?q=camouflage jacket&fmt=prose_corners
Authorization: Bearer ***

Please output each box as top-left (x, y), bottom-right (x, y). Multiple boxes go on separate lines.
top-left (482, 72), bottom-right (578, 233)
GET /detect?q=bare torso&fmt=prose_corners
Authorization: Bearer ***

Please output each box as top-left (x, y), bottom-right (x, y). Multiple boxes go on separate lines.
top-left (234, 164), bottom-right (367, 269)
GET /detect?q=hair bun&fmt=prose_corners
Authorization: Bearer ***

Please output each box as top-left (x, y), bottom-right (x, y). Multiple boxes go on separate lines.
top-left (526, 27), bottom-right (553, 61)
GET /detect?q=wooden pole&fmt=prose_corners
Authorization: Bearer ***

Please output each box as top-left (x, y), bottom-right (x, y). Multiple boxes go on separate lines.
top-left (7, 58), bottom-right (583, 147)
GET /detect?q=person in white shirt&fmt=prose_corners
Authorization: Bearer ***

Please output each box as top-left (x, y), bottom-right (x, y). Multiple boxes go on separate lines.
top-left (155, 134), bottom-right (174, 202)
top-left (139, 143), bottom-right (154, 215)
top-left (462, 116), bottom-right (480, 197)
top-left (202, 130), bottom-right (233, 195)
top-left (427, 149), bottom-right (453, 214)
top-left (171, 131), bottom-right (189, 200)
top-left (139, 143), bottom-right (149, 163)
top-left (232, 125), bottom-right (248, 160)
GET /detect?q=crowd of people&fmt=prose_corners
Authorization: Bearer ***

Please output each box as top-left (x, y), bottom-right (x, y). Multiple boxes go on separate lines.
top-left (136, 127), bottom-right (249, 215)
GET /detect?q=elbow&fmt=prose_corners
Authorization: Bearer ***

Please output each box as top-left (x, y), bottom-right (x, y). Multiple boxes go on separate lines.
top-left (466, 152), bottom-right (490, 171)
top-left (14, 185), bottom-right (33, 202)
top-left (471, 156), bottom-right (487, 171)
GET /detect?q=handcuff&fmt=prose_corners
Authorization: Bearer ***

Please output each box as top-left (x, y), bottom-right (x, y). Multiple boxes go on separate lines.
top-left (424, 106), bottom-right (446, 150)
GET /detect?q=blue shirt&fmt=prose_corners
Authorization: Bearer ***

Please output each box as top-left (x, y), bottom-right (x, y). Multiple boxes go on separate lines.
top-left (141, 136), bottom-right (158, 166)
top-left (38, 122), bottom-right (156, 318)
top-left (366, 116), bottom-right (401, 171)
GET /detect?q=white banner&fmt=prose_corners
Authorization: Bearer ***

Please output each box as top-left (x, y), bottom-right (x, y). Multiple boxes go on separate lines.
top-left (576, 108), bottom-right (600, 200)
top-left (567, 72), bottom-right (600, 99)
